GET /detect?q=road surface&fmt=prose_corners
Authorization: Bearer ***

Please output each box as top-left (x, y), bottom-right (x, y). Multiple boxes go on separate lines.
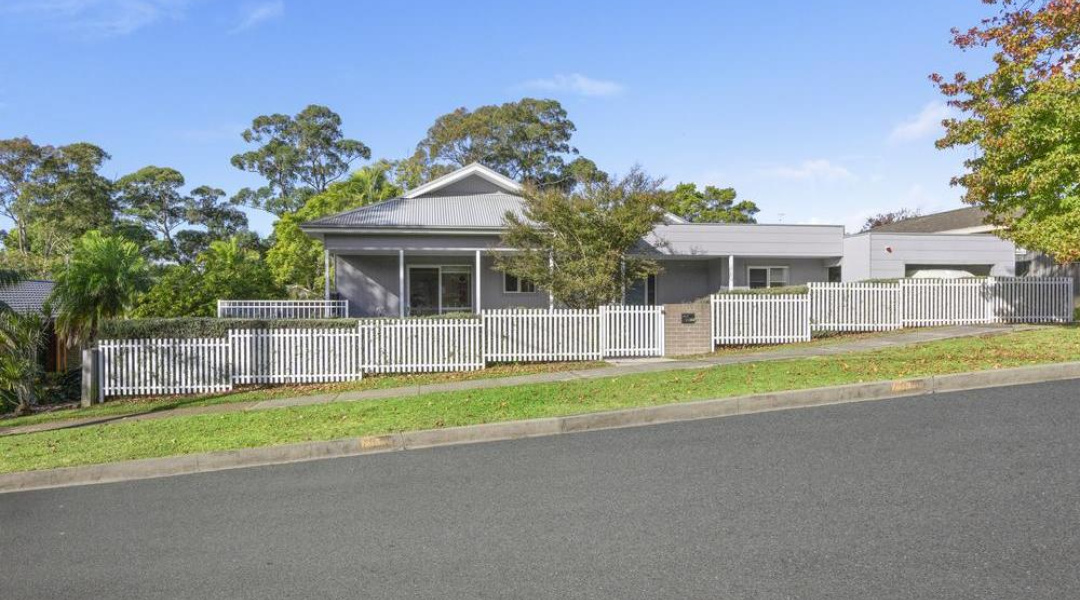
top-left (4, 380), bottom-right (1080, 599)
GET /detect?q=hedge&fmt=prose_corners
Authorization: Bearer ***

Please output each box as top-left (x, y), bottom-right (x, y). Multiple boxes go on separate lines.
top-left (98, 315), bottom-right (485, 340)
top-left (99, 318), bottom-right (363, 340)
top-left (712, 285), bottom-right (809, 296)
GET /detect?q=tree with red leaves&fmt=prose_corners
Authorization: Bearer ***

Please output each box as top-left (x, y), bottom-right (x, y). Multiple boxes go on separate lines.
top-left (934, 0), bottom-right (1079, 261)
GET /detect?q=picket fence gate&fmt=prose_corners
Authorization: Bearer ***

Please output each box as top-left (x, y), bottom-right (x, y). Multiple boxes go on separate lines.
top-left (711, 295), bottom-right (811, 345)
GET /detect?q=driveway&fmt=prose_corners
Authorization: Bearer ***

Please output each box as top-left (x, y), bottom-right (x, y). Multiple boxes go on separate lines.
top-left (3, 380), bottom-right (1080, 599)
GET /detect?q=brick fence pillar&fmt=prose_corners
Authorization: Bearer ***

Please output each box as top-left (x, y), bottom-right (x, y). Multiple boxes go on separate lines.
top-left (663, 302), bottom-right (713, 357)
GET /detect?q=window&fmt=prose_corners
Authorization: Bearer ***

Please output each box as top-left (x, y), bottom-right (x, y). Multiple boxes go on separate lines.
top-left (503, 273), bottom-right (537, 293)
top-left (827, 266), bottom-right (842, 283)
top-left (747, 266), bottom-right (789, 289)
top-left (625, 274), bottom-right (657, 305)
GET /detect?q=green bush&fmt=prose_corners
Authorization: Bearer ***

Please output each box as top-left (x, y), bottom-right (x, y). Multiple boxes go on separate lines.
top-left (99, 318), bottom-right (363, 340)
top-left (713, 285), bottom-right (809, 296)
top-left (98, 314), bottom-right (483, 340)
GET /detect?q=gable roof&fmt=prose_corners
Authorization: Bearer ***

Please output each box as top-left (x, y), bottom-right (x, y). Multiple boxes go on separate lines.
top-left (303, 192), bottom-right (527, 230)
top-left (403, 163), bottom-right (522, 199)
top-left (872, 207), bottom-right (991, 233)
top-left (0, 280), bottom-right (54, 315)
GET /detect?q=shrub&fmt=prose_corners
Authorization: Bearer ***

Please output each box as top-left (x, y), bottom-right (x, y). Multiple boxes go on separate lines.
top-left (99, 318), bottom-right (363, 340)
top-left (713, 285), bottom-right (809, 296)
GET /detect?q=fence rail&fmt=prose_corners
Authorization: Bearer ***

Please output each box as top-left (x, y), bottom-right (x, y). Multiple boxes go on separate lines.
top-left (711, 295), bottom-right (811, 345)
top-left (217, 300), bottom-right (349, 319)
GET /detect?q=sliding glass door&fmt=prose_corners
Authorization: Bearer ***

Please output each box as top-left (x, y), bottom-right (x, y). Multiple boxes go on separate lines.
top-left (408, 265), bottom-right (473, 315)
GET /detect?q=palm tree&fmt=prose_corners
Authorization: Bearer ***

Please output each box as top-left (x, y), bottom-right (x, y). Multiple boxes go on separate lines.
top-left (0, 310), bottom-right (46, 415)
top-left (49, 231), bottom-right (150, 349)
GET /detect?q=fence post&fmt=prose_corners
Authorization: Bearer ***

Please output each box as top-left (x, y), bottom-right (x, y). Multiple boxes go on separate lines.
top-left (80, 347), bottom-right (100, 407)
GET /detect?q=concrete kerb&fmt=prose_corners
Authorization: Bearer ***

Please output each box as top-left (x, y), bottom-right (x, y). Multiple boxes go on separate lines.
top-left (2, 360), bottom-right (1079, 494)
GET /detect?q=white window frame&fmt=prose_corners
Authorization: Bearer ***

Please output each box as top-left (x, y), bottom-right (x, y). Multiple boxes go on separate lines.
top-left (503, 272), bottom-right (537, 294)
top-left (746, 266), bottom-right (789, 289)
top-left (406, 265), bottom-right (474, 315)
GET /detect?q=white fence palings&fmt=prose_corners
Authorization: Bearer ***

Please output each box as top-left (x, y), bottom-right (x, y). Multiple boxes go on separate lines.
top-left (809, 282), bottom-right (901, 332)
top-left (987, 277), bottom-right (1073, 323)
top-left (357, 318), bottom-right (484, 374)
top-left (711, 295), bottom-right (811, 345)
top-left (483, 309), bottom-right (602, 362)
top-left (602, 305), bottom-right (665, 358)
top-left (901, 279), bottom-right (989, 327)
top-left (217, 300), bottom-right (349, 319)
top-left (99, 338), bottom-right (232, 398)
top-left (230, 328), bottom-right (365, 385)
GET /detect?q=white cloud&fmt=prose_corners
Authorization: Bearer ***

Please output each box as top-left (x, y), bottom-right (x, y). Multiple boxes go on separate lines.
top-left (888, 101), bottom-right (954, 144)
top-left (520, 73), bottom-right (624, 97)
top-left (230, 1), bottom-right (284, 33)
top-left (759, 159), bottom-right (855, 182)
top-left (2, 0), bottom-right (190, 36)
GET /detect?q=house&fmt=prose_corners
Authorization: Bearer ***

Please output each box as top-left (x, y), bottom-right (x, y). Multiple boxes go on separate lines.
top-left (0, 279), bottom-right (72, 372)
top-left (865, 206), bottom-right (1078, 299)
top-left (300, 164), bottom-right (1017, 316)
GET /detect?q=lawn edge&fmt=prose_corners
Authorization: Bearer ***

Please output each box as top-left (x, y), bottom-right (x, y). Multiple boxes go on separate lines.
top-left (3, 360), bottom-right (1079, 494)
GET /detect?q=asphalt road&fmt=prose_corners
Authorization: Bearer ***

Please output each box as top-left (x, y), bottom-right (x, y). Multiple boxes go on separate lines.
top-left (4, 380), bottom-right (1080, 599)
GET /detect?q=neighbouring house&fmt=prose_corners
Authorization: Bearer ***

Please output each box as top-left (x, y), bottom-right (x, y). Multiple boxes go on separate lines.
top-left (0, 280), bottom-right (73, 372)
top-left (300, 164), bottom-right (1019, 316)
top-left (848, 207), bottom-right (1018, 279)
top-left (865, 206), bottom-right (1079, 300)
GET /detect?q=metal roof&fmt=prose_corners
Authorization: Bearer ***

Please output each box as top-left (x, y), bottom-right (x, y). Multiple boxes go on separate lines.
top-left (302, 192), bottom-right (528, 230)
top-left (871, 207), bottom-right (990, 233)
top-left (0, 280), bottom-right (54, 315)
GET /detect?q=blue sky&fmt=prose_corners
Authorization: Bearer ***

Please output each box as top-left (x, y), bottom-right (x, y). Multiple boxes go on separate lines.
top-left (0, 0), bottom-right (994, 235)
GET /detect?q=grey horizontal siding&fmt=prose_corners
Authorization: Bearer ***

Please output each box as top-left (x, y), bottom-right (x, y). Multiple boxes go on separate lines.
top-left (642, 224), bottom-right (844, 257)
top-left (304, 193), bottom-right (526, 229)
top-left (849, 232), bottom-right (1016, 279)
top-left (323, 233), bottom-right (505, 253)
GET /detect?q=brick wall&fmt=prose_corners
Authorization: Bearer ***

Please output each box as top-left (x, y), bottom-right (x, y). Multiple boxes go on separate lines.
top-left (663, 302), bottom-right (713, 357)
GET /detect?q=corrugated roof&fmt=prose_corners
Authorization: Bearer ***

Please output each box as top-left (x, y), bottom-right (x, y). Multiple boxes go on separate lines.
top-left (302, 192), bottom-right (527, 230)
top-left (872, 207), bottom-right (990, 233)
top-left (0, 280), bottom-right (54, 315)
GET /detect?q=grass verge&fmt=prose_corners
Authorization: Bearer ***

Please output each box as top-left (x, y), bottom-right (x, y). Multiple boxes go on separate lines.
top-left (0, 361), bottom-right (607, 428)
top-left (2, 327), bottom-right (1079, 474)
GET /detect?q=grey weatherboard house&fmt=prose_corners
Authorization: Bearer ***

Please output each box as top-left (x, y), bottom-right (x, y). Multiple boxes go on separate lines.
top-left (301, 164), bottom-right (1018, 317)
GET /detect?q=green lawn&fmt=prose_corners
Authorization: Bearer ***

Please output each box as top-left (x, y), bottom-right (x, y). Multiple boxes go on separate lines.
top-left (0, 361), bottom-right (607, 428)
top-left (2, 326), bottom-right (1078, 474)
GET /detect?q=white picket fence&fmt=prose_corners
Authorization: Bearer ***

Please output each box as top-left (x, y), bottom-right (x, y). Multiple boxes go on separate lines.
top-left (98, 306), bottom-right (664, 397)
top-left (711, 295), bottom-right (811, 345)
top-left (809, 282), bottom-right (902, 331)
top-left (230, 329), bottom-right (366, 385)
top-left (483, 309), bottom-right (602, 362)
top-left (357, 319), bottom-right (484, 373)
top-left (810, 277), bottom-right (1073, 331)
top-left (99, 338), bottom-right (233, 397)
top-left (715, 277), bottom-right (1072, 345)
top-left (217, 300), bottom-right (349, 319)
top-left (601, 305), bottom-right (666, 358)
top-left (988, 277), bottom-right (1074, 323)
